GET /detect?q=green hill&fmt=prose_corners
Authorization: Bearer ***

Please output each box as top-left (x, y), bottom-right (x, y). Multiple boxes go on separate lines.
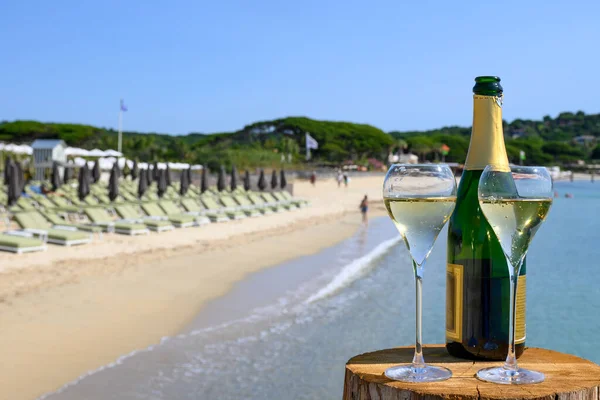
top-left (1, 111), bottom-right (599, 169)
top-left (0, 117), bottom-right (394, 170)
top-left (391, 111), bottom-right (600, 166)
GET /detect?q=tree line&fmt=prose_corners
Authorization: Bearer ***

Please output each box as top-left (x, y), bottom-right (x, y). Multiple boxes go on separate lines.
top-left (1, 111), bottom-right (599, 169)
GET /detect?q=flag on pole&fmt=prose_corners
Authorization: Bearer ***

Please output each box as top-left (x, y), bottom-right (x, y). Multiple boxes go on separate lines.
top-left (120, 99), bottom-right (128, 112)
top-left (306, 133), bottom-right (318, 150)
top-left (305, 133), bottom-right (318, 161)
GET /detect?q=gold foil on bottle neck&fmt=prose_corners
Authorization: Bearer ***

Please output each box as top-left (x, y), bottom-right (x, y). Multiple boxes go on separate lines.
top-left (464, 95), bottom-right (510, 172)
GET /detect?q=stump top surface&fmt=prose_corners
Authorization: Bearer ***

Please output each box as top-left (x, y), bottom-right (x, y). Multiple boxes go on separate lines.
top-left (345, 345), bottom-right (600, 400)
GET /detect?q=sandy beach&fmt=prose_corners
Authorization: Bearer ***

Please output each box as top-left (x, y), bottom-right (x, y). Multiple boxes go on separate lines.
top-left (0, 175), bottom-right (386, 400)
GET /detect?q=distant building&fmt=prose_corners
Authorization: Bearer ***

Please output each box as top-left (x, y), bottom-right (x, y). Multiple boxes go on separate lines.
top-left (573, 135), bottom-right (596, 146)
top-left (32, 139), bottom-right (67, 180)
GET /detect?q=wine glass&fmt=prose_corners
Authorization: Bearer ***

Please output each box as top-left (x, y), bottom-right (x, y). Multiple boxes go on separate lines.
top-left (383, 164), bottom-right (457, 382)
top-left (477, 165), bottom-right (553, 384)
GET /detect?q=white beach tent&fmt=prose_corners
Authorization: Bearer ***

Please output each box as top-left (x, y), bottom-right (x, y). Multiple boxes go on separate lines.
top-left (64, 147), bottom-right (90, 157)
top-left (104, 149), bottom-right (123, 157)
top-left (2, 143), bottom-right (33, 155)
top-left (87, 149), bottom-right (107, 157)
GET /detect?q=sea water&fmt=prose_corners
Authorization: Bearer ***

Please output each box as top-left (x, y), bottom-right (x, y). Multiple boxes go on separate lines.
top-left (41, 181), bottom-right (600, 400)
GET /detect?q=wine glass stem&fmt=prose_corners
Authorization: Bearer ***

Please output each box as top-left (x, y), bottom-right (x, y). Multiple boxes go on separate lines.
top-left (504, 259), bottom-right (523, 372)
top-left (412, 261), bottom-right (425, 368)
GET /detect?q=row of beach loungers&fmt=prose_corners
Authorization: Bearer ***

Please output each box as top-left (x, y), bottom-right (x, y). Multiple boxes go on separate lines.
top-left (0, 180), bottom-right (308, 254)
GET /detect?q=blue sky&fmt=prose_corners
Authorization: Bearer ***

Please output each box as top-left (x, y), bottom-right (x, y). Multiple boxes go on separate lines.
top-left (2, 0), bottom-right (599, 135)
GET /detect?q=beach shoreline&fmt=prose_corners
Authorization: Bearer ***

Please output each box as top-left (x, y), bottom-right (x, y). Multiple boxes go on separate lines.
top-left (0, 176), bottom-right (386, 400)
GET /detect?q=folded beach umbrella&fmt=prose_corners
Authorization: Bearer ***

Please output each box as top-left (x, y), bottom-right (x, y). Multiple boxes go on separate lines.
top-left (92, 160), bottom-right (101, 183)
top-left (280, 169), bottom-right (287, 189)
top-left (7, 161), bottom-right (20, 206)
top-left (186, 167), bottom-right (192, 188)
top-left (179, 168), bottom-right (189, 196)
top-left (108, 163), bottom-right (119, 202)
top-left (153, 162), bottom-right (159, 182)
top-left (166, 164), bottom-right (172, 186)
top-left (257, 169), bottom-right (266, 191)
top-left (15, 161), bottom-right (25, 194)
top-left (217, 165), bottom-right (226, 192)
top-left (271, 169), bottom-right (278, 189)
top-left (230, 165), bottom-right (238, 191)
top-left (51, 161), bottom-right (62, 191)
top-left (200, 167), bottom-right (207, 194)
top-left (243, 170), bottom-right (251, 191)
top-left (63, 163), bottom-right (73, 183)
top-left (131, 160), bottom-right (138, 180)
top-left (78, 164), bottom-right (90, 201)
top-left (157, 168), bottom-right (167, 198)
top-left (147, 166), bottom-right (153, 186)
top-left (138, 169), bottom-right (148, 198)
top-left (4, 156), bottom-right (11, 185)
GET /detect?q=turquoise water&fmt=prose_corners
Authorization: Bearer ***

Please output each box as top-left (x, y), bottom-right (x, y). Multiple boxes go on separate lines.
top-left (42, 181), bottom-right (599, 400)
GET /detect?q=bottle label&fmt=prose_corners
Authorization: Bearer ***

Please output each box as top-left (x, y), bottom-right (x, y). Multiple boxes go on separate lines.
top-left (446, 263), bottom-right (463, 342)
top-left (446, 262), bottom-right (526, 344)
top-left (464, 95), bottom-right (510, 172)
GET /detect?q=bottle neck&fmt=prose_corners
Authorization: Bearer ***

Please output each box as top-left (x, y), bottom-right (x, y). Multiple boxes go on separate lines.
top-left (464, 95), bottom-right (510, 172)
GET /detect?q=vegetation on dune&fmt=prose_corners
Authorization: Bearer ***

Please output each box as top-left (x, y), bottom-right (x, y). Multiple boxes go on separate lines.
top-left (390, 111), bottom-right (600, 165)
top-left (1, 111), bottom-right (599, 169)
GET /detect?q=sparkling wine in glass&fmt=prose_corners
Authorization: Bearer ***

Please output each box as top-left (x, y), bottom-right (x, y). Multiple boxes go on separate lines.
top-left (476, 165), bottom-right (553, 384)
top-left (383, 164), bottom-right (457, 382)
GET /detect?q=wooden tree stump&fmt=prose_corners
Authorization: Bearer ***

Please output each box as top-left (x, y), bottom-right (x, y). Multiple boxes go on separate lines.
top-left (343, 345), bottom-right (600, 400)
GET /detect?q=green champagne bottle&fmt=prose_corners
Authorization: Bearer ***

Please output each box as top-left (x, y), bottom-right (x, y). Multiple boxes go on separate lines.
top-left (446, 76), bottom-right (526, 360)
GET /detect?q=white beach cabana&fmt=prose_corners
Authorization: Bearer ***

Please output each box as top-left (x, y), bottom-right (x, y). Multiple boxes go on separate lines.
top-left (104, 149), bottom-right (123, 157)
top-left (2, 143), bottom-right (33, 155)
top-left (65, 147), bottom-right (90, 157)
top-left (87, 149), bottom-right (106, 157)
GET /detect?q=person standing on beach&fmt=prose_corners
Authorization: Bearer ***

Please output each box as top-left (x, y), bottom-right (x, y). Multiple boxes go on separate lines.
top-left (343, 173), bottom-right (349, 187)
top-left (337, 170), bottom-right (343, 187)
top-left (310, 170), bottom-right (316, 186)
top-left (359, 195), bottom-right (368, 224)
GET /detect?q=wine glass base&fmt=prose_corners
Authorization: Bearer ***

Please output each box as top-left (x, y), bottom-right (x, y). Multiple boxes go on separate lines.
top-left (385, 364), bottom-right (452, 382)
top-left (476, 366), bottom-right (545, 385)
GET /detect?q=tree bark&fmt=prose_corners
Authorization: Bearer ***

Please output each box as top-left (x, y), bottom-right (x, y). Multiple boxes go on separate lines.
top-left (343, 345), bottom-right (600, 400)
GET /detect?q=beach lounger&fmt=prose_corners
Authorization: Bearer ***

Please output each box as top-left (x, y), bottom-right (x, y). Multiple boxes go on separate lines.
top-left (180, 199), bottom-right (228, 223)
top-left (158, 200), bottom-right (210, 226)
top-left (43, 212), bottom-right (105, 239)
top-left (202, 197), bottom-right (245, 220)
top-left (121, 191), bottom-right (138, 202)
top-left (233, 194), bottom-right (273, 215)
top-left (247, 193), bottom-right (282, 213)
top-left (114, 204), bottom-right (175, 232)
top-left (14, 211), bottom-right (93, 246)
top-left (96, 194), bottom-right (111, 204)
top-left (220, 195), bottom-right (261, 217)
top-left (16, 198), bottom-right (37, 211)
top-left (279, 191), bottom-right (308, 207)
top-left (0, 231), bottom-right (47, 254)
top-left (82, 196), bottom-right (100, 206)
top-left (35, 196), bottom-right (58, 210)
top-left (272, 191), bottom-right (304, 208)
top-left (48, 196), bottom-right (80, 212)
top-left (261, 192), bottom-right (295, 210)
top-left (141, 202), bottom-right (196, 228)
top-left (84, 208), bottom-right (150, 236)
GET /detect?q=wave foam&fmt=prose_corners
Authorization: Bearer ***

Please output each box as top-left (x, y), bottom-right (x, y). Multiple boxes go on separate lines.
top-left (305, 236), bottom-right (400, 304)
